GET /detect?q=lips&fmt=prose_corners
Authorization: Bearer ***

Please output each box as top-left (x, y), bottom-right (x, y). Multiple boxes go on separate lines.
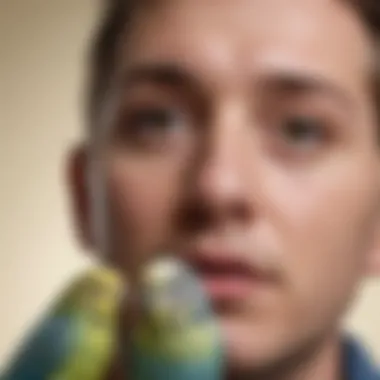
top-left (184, 252), bottom-right (269, 301)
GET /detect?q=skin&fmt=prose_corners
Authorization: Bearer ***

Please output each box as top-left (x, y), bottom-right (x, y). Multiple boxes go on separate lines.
top-left (69, 0), bottom-right (380, 379)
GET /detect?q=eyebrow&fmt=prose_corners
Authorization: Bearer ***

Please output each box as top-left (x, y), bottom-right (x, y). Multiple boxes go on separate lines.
top-left (257, 71), bottom-right (354, 110)
top-left (121, 63), bottom-right (200, 91)
top-left (120, 62), bottom-right (355, 111)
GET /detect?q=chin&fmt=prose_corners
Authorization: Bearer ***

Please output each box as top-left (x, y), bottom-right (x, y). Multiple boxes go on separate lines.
top-left (218, 315), bottom-right (297, 373)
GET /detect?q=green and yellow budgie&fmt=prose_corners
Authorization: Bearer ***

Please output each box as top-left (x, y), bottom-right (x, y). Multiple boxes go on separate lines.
top-left (1, 266), bottom-right (123, 380)
top-left (1, 258), bottom-right (224, 380)
top-left (128, 257), bottom-right (225, 380)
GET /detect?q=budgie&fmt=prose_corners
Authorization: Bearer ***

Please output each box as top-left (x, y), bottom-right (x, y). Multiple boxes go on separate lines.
top-left (1, 266), bottom-right (123, 380)
top-left (128, 256), bottom-right (225, 380)
top-left (1, 257), bottom-right (224, 380)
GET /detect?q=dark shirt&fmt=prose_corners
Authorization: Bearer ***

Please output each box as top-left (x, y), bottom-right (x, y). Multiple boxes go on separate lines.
top-left (105, 336), bottom-right (380, 380)
top-left (345, 336), bottom-right (380, 380)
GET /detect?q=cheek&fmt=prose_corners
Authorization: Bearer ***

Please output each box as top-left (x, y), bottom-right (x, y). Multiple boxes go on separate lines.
top-left (105, 155), bottom-right (185, 259)
top-left (263, 159), bottom-right (378, 312)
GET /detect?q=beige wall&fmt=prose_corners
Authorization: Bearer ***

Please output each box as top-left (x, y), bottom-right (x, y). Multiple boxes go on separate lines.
top-left (0, 0), bottom-right (96, 366)
top-left (0, 0), bottom-right (379, 369)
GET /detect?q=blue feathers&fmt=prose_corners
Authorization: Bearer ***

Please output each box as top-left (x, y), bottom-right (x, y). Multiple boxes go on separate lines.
top-left (127, 257), bottom-right (225, 380)
top-left (1, 316), bottom-right (74, 380)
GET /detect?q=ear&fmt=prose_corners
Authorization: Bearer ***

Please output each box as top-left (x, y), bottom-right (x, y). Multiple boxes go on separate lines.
top-left (67, 144), bottom-right (93, 249)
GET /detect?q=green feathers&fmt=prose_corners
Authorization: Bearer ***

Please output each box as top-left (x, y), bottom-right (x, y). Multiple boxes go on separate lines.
top-left (2, 260), bottom-right (223, 380)
top-left (50, 266), bottom-right (123, 380)
top-left (129, 257), bottom-right (224, 380)
top-left (0, 266), bottom-right (124, 380)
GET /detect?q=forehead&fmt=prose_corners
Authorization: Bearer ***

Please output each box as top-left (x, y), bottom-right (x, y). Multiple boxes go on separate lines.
top-left (121, 0), bottom-right (373, 101)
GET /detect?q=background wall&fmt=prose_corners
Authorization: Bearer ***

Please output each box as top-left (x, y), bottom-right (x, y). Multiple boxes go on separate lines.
top-left (0, 0), bottom-right (379, 369)
top-left (0, 0), bottom-right (95, 367)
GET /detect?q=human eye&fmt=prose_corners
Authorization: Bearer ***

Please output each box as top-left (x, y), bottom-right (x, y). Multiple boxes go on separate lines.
top-left (265, 105), bottom-right (339, 162)
top-left (117, 104), bottom-right (189, 153)
top-left (279, 114), bottom-right (328, 149)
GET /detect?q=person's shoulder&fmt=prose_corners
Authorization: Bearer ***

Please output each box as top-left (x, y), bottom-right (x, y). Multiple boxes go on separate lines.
top-left (372, 362), bottom-right (380, 380)
top-left (343, 335), bottom-right (380, 380)
top-left (373, 362), bottom-right (380, 380)
top-left (372, 365), bottom-right (380, 380)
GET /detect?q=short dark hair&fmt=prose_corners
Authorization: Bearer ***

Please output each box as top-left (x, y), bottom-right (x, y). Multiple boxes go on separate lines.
top-left (87, 0), bottom-right (380, 130)
top-left (86, 0), bottom-right (132, 129)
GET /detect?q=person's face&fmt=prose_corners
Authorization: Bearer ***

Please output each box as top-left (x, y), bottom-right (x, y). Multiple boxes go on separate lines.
top-left (72, 0), bottom-right (380, 372)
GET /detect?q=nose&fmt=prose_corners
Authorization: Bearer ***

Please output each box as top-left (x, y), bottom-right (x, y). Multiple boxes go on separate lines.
top-left (179, 102), bottom-right (255, 231)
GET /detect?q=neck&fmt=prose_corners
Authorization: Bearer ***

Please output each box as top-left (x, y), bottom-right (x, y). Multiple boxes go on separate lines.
top-left (227, 333), bottom-right (343, 380)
